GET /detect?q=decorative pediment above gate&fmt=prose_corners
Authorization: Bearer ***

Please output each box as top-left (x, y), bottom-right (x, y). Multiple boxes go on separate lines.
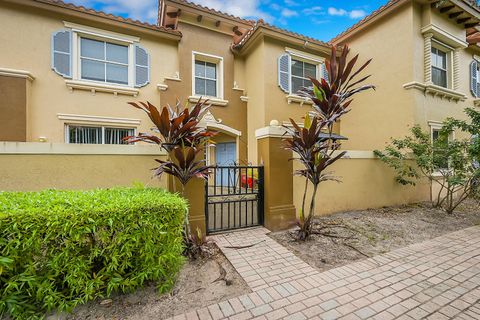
top-left (200, 111), bottom-right (222, 125)
top-left (200, 111), bottom-right (241, 137)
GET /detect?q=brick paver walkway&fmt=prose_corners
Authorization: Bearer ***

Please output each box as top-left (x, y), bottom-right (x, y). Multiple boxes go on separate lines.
top-left (170, 226), bottom-right (480, 320)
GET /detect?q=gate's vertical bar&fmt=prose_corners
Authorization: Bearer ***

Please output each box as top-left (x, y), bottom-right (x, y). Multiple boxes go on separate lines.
top-left (258, 166), bottom-right (265, 226)
top-left (205, 173), bottom-right (209, 234)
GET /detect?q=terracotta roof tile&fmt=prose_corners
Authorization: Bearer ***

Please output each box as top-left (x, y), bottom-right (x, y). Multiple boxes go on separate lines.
top-left (331, 0), bottom-right (480, 44)
top-left (233, 19), bottom-right (331, 50)
top-left (32, 0), bottom-right (181, 36)
top-left (165, 0), bottom-right (255, 25)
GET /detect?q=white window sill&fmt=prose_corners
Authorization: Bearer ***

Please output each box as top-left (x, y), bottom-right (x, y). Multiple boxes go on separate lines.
top-left (403, 81), bottom-right (467, 101)
top-left (65, 80), bottom-right (139, 97)
top-left (188, 96), bottom-right (229, 106)
top-left (286, 94), bottom-right (313, 106)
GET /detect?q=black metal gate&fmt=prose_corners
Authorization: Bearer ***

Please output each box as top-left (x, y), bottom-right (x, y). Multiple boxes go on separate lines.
top-left (205, 166), bottom-right (264, 234)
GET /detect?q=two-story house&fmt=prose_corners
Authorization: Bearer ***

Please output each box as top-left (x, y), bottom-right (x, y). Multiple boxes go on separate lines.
top-left (1, 0), bottom-right (480, 224)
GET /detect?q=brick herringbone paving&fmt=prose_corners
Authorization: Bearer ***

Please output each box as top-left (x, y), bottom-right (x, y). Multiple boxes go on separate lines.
top-left (169, 227), bottom-right (480, 320)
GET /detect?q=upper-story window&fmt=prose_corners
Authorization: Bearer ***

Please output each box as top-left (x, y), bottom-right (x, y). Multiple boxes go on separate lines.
top-left (278, 48), bottom-right (328, 96)
top-left (431, 47), bottom-right (448, 88)
top-left (291, 59), bottom-right (317, 94)
top-left (67, 124), bottom-right (134, 144)
top-left (195, 60), bottom-right (217, 97)
top-left (80, 38), bottom-right (129, 85)
top-left (51, 23), bottom-right (150, 89)
top-left (192, 52), bottom-right (224, 99)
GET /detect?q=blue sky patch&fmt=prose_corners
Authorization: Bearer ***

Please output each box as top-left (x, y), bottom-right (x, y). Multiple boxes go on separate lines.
top-left (69, 0), bottom-right (388, 41)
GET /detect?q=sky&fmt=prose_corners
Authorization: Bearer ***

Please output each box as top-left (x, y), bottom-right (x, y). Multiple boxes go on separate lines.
top-left (68, 0), bottom-right (388, 41)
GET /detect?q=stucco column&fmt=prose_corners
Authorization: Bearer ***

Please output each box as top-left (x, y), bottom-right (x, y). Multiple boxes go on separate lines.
top-left (256, 124), bottom-right (296, 231)
top-left (424, 32), bottom-right (433, 85)
top-left (453, 48), bottom-right (460, 91)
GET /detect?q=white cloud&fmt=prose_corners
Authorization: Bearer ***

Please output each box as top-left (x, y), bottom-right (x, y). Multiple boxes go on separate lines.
top-left (281, 8), bottom-right (298, 18)
top-left (184, 0), bottom-right (272, 21)
top-left (328, 7), bottom-right (367, 19)
top-left (327, 7), bottom-right (348, 16)
top-left (303, 6), bottom-right (323, 16)
top-left (70, 0), bottom-right (158, 23)
top-left (284, 0), bottom-right (300, 7)
top-left (349, 9), bottom-right (367, 19)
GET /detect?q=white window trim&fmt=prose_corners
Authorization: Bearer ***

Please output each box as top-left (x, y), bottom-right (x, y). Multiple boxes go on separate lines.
top-left (431, 41), bottom-right (452, 89)
top-left (64, 123), bottom-right (137, 145)
top-left (285, 48), bottom-right (325, 97)
top-left (192, 51), bottom-right (224, 100)
top-left (64, 22), bottom-right (138, 90)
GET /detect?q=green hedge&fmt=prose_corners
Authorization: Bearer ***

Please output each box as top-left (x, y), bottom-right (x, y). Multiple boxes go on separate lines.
top-left (0, 187), bottom-right (187, 319)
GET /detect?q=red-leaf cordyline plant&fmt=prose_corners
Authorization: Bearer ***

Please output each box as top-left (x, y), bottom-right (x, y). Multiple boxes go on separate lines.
top-left (284, 44), bottom-right (375, 240)
top-left (126, 99), bottom-right (216, 246)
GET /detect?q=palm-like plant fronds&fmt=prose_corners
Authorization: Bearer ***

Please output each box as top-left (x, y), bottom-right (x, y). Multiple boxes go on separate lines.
top-left (284, 44), bottom-right (374, 240)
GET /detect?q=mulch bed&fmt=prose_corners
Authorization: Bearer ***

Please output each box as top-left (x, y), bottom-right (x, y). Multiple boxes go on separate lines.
top-left (270, 200), bottom-right (480, 272)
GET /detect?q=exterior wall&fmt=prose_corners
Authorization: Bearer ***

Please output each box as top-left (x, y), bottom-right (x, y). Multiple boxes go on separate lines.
top-left (292, 157), bottom-right (430, 216)
top-left (0, 1), bottom-right (178, 143)
top-left (245, 41), bottom-right (266, 163)
top-left (245, 38), bottom-right (330, 163)
top-left (0, 143), bottom-right (167, 191)
top-left (412, 3), bottom-right (476, 132)
top-left (160, 21), bottom-right (248, 164)
top-left (334, 1), bottom-right (417, 151)
top-left (0, 75), bottom-right (28, 141)
top-left (263, 39), bottom-right (328, 126)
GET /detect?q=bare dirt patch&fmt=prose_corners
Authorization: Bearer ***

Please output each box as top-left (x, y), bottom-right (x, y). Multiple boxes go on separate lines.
top-left (270, 200), bottom-right (480, 272)
top-left (61, 245), bottom-right (250, 320)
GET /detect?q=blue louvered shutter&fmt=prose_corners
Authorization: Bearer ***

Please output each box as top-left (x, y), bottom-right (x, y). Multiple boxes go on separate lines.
top-left (278, 53), bottom-right (290, 93)
top-left (321, 62), bottom-right (330, 83)
top-left (471, 60), bottom-right (478, 98)
top-left (135, 45), bottom-right (150, 87)
top-left (51, 30), bottom-right (72, 78)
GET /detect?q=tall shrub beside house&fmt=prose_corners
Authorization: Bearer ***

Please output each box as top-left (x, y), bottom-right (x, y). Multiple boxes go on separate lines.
top-left (283, 45), bottom-right (375, 240)
top-left (375, 108), bottom-right (480, 213)
top-left (0, 188), bottom-right (186, 319)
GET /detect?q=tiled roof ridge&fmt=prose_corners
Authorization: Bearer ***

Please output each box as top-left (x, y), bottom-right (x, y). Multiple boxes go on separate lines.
top-left (167, 0), bottom-right (255, 25)
top-left (32, 0), bottom-right (181, 35)
top-left (330, 0), bottom-right (401, 43)
top-left (331, 0), bottom-right (480, 43)
top-left (233, 19), bottom-right (331, 50)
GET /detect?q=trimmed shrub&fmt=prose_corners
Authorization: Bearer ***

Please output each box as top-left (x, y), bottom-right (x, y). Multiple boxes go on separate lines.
top-left (0, 187), bottom-right (186, 319)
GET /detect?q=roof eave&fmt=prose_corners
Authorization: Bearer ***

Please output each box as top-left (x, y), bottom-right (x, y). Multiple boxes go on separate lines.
top-left (234, 26), bottom-right (331, 56)
top-left (12, 0), bottom-right (182, 41)
top-left (163, 0), bottom-right (254, 28)
top-left (331, 0), bottom-right (408, 44)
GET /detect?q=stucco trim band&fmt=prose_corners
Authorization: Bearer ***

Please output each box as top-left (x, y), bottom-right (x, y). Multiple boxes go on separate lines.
top-left (188, 96), bottom-right (229, 106)
top-left (0, 142), bottom-right (165, 155)
top-left (65, 80), bottom-right (139, 96)
top-left (403, 82), bottom-right (467, 101)
top-left (57, 114), bottom-right (141, 125)
top-left (0, 68), bottom-right (35, 81)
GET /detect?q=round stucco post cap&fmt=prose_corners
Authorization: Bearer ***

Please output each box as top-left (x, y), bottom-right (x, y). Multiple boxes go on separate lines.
top-left (269, 119), bottom-right (280, 126)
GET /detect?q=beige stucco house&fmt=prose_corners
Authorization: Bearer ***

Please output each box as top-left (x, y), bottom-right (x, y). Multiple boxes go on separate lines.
top-left (1, 0), bottom-right (480, 229)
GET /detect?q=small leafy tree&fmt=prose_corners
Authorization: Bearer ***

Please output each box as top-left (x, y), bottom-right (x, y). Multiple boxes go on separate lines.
top-left (283, 45), bottom-right (375, 240)
top-left (126, 100), bottom-right (216, 240)
top-left (374, 108), bottom-right (480, 214)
